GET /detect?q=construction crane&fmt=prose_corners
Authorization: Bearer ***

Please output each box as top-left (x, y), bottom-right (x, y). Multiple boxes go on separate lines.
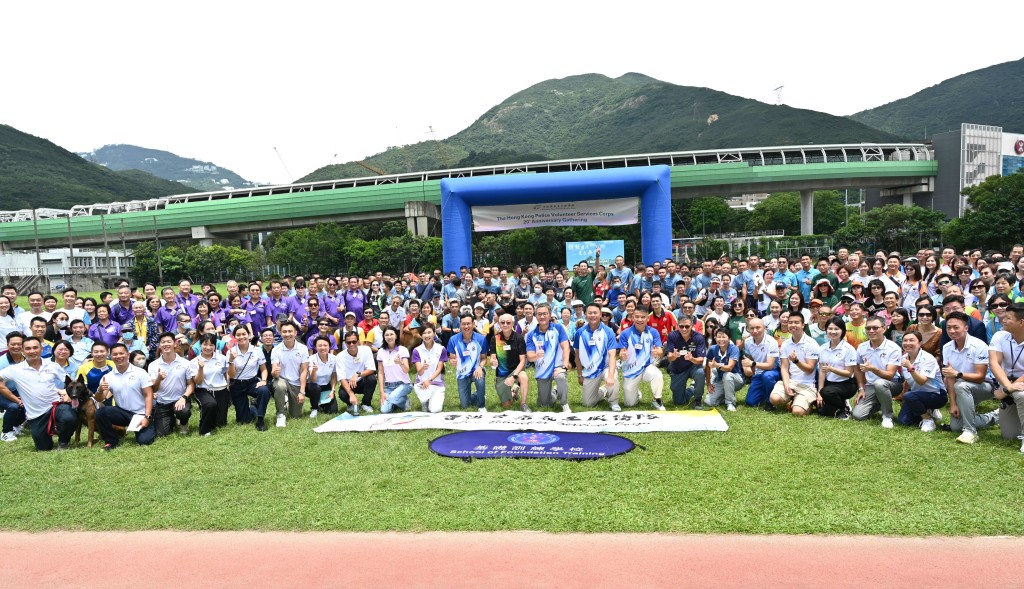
top-left (355, 160), bottom-right (388, 175)
top-left (427, 126), bottom-right (450, 169)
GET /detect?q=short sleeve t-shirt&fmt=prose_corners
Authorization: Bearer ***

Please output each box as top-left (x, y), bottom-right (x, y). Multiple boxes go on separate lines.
top-left (377, 346), bottom-right (411, 384)
top-left (572, 323), bottom-right (619, 379)
top-left (817, 340), bottom-right (858, 383)
top-left (412, 343), bottom-right (448, 387)
top-left (490, 330), bottom-right (527, 378)
top-left (780, 336), bottom-right (820, 385)
top-left (446, 332), bottom-right (488, 379)
top-left (617, 326), bottom-right (660, 379)
top-left (525, 323), bottom-right (569, 380)
top-left (270, 342), bottom-right (309, 386)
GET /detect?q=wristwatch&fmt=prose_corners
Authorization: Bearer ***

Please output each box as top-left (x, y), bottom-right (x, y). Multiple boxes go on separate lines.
top-left (956, 371), bottom-right (963, 380)
top-left (145, 414), bottom-right (152, 420)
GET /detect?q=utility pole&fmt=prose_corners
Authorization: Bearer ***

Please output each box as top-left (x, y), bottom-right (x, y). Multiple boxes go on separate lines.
top-left (153, 216), bottom-right (163, 286)
top-left (101, 213), bottom-right (111, 283)
top-left (32, 209), bottom-right (42, 288)
top-left (66, 216), bottom-right (75, 289)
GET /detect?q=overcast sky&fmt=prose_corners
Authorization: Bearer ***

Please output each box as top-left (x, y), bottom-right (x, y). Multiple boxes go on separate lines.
top-left (3, 1), bottom-right (1021, 187)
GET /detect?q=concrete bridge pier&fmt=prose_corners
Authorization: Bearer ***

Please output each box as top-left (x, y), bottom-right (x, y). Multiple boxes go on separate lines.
top-left (405, 201), bottom-right (441, 238)
top-left (191, 226), bottom-right (216, 247)
top-left (800, 190), bottom-right (814, 235)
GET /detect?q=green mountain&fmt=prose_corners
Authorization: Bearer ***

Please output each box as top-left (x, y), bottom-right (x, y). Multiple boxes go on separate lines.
top-left (849, 57), bottom-right (1024, 139)
top-left (0, 124), bottom-right (193, 211)
top-left (299, 73), bottom-right (900, 182)
top-left (79, 144), bottom-right (254, 192)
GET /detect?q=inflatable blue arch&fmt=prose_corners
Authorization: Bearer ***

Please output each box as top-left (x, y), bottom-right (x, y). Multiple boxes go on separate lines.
top-left (440, 165), bottom-right (672, 273)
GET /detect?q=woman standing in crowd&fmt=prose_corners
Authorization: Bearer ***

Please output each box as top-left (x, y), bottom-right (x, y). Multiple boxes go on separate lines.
top-left (986, 294), bottom-right (1013, 340)
top-left (908, 304), bottom-right (942, 359)
top-left (46, 311), bottom-right (70, 342)
top-left (812, 279), bottom-right (838, 308)
top-left (864, 280), bottom-right (888, 315)
top-left (51, 340), bottom-right (79, 381)
top-left (834, 265), bottom-right (853, 298)
top-left (367, 280), bottom-right (387, 318)
top-left (145, 296), bottom-right (162, 318)
top-left (725, 298), bottom-right (748, 346)
top-left (88, 304), bottom-right (121, 348)
top-left (816, 317), bottom-right (857, 419)
top-left (786, 291), bottom-right (811, 323)
top-left (885, 308), bottom-right (911, 347)
top-left (82, 297), bottom-right (98, 324)
top-left (193, 300), bottom-right (220, 333)
top-left (763, 300), bottom-right (783, 334)
top-left (900, 261), bottom-right (925, 315)
top-left (706, 296), bottom-right (730, 327)
top-left (378, 326), bottom-right (413, 413)
top-left (755, 268), bottom-right (777, 315)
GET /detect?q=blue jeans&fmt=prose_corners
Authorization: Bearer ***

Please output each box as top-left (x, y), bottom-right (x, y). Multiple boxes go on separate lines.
top-left (745, 370), bottom-right (780, 406)
top-left (381, 382), bottom-right (413, 413)
top-left (1, 395), bottom-right (24, 433)
top-left (230, 378), bottom-right (271, 422)
top-left (457, 375), bottom-right (486, 409)
top-left (670, 366), bottom-right (705, 406)
top-left (898, 389), bottom-right (947, 426)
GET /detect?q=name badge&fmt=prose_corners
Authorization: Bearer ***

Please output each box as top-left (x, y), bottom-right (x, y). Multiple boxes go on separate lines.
top-left (502, 345), bottom-right (511, 351)
top-left (383, 358), bottom-right (394, 366)
top-left (588, 338), bottom-right (597, 346)
top-left (634, 343), bottom-right (644, 350)
top-left (463, 350), bottom-right (472, 357)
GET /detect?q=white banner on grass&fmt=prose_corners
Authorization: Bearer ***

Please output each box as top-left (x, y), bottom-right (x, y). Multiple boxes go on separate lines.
top-left (314, 410), bottom-right (728, 434)
top-left (472, 198), bottom-right (639, 232)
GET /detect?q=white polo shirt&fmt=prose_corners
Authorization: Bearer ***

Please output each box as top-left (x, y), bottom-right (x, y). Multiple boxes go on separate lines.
top-left (990, 331), bottom-right (1024, 380)
top-left (942, 335), bottom-right (989, 376)
top-left (780, 335), bottom-right (819, 385)
top-left (309, 353), bottom-right (337, 387)
top-left (742, 334), bottom-right (780, 375)
top-left (271, 342), bottom-right (309, 386)
top-left (900, 350), bottom-right (942, 393)
top-left (335, 345), bottom-right (375, 380)
top-left (230, 345), bottom-right (266, 381)
top-left (189, 352), bottom-right (229, 390)
top-left (856, 339), bottom-right (903, 385)
top-left (105, 364), bottom-right (154, 415)
top-left (148, 355), bottom-right (190, 404)
top-left (0, 360), bottom-right (65, 419)
top-left (818, 340), bottom-right (858, 383)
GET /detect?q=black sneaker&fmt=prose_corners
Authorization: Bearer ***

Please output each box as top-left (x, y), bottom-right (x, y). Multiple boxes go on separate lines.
top-left (56, 443), bottom-right (70, 451)
top-left (255, 418), bottom-right (267, 432)
top-left (651, 398), bottom-right (666, 411)
top-left (693, 399), bottom-right (705, 411)
top-left (102, 443), bottom-right (115, 452)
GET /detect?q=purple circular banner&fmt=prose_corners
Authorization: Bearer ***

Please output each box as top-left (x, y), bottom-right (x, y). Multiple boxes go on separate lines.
top-left (429, 430), bottom-right (635, 461)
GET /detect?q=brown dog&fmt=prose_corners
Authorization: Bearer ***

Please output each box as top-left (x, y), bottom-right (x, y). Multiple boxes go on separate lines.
top-left (67, 376), bottom-right (101, 448)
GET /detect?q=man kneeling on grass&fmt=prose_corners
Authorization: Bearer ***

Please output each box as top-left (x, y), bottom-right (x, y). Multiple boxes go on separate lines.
top-left (769, 312), bottom-right (819, 416)
top-left (96, 343), bottom-right (155, 450)
top-left (0, 337), bottom-right (77, 450)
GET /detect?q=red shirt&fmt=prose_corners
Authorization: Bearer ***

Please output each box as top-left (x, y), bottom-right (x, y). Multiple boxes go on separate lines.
top-left (647, 310), bottom-right (677, 345)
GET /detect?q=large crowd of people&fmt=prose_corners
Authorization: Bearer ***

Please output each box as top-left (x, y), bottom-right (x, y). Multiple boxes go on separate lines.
top-left (1, 243), bottom-right (1024, 454)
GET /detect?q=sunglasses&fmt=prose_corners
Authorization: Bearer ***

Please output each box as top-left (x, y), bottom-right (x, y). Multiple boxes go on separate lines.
top-left (917, 313), bottom-right (933, 318)
top-left (937, 281), bottom-right (952, 286)
top-left (991, 302), bottom-right (1009, 309)
top-left (819, 312), bottom-right (834, 316)
top-left (971, 285), bottom-right (985, 290)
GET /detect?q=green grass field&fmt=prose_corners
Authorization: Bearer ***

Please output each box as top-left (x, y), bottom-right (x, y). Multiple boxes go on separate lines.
top-left (1, 369), bottom-right (1021, 535)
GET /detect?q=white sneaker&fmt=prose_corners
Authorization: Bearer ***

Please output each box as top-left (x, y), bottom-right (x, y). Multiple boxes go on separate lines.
top-left (726, 403), bottom-right (737, 412)
top-left (310, 409), bottom-right (318, 419)
top-left (1018, 435), bottom-right (1024, 454)
top-left (361, 405), bottom-right (374, 414)
top-left (930, 409), bottom-right (942, 423)
top-left (985, 410), bottom-right (1000, 425)
top-left (955, 431), bottom-right (979, 444)
top-left (881, 416), bottom-right (894, 429)
top-left (202, 432), bottom-right (212, 437)
top-left (404, 398), bottom-right (412, 411)
top-left (610, 403), bottom-right (622, 412)
top-left (276, 415), bottom-right (286, 428)
top-left (478, 407), bottom-right (488, 413)
top-left (920, 418), bottom-right (936, 433)
top-left (561, 404), bottom-right (572, 414)
top-left (1, 432), bottom-right (17, 442)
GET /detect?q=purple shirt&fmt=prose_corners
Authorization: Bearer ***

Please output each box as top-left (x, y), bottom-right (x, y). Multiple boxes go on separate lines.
top-left (343, 289), bottom-right (365, 319)
top-left (246, 299), bottom-right (268, 333)
top-left (265, 296), bottom-right (293, 324)
top-left (176, 293), bottom-right (200, 318)
top-left (156, 303), bottom-right (183, 334)
top-left (88, 320), bottom-right (123, 347)
top-left (109, 301), bottom-right (134, 325)
top-left (320, 292), bottom-right (344, 322)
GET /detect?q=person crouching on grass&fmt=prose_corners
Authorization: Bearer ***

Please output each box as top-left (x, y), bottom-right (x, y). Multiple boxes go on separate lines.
top-left (768, 312), bottom-right (820, 416)
top-left (896, 330), bottom-right (946, 432)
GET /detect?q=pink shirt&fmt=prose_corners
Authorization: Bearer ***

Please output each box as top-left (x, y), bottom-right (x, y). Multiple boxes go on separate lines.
top-left (377, 346), bottom-right (410, 383)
